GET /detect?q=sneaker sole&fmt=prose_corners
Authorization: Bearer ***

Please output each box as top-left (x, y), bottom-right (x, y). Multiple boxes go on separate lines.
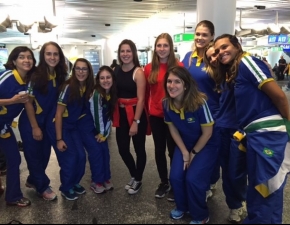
top-left (61, 193), bottom-right (78, 201)
top-left (42, 194), bottom-right (58, 201)
top-left (75, 190), bottom-right (86, 195)
top-left (155, 194), bottom-right (166, 198)
top-left (167, 198), bottom-right (175, 202)
top-left (170, 213), bottom-right (184, 220)
top-left (90, 187), bottom-right (106, 194)
top-left (105, 187), bottom-right (114, 191)
top-left (128, 185), bottom-right (142, 195)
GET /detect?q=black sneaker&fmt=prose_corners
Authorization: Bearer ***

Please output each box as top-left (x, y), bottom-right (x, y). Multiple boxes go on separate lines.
top-left (167, 189), bottom-right (175, 202)
top-left (155, 183), bottom-right (170, 198)
top-left (128, 181), bottom-right (142, 195)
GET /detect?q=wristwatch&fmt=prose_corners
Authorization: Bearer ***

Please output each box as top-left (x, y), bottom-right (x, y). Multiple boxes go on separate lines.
top-left (191, 149), bottom-right (199, 154)
top-left (133, 119), bottom-right (140, 124)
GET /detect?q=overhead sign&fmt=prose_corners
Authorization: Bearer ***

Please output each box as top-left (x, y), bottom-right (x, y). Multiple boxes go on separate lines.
top-left (173, 33), bottom-right (195, 43)
top-left (83, 50), bottom-right (101, 76)
top-left (268, 35), bottom-right (290, 44)
top-left (271, 47), bottom-right (283, 51)
top-left (280, 44), bottom-right (290, 50)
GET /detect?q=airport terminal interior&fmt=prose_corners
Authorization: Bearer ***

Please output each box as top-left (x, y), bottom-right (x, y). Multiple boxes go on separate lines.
top-left (1, 0), bottom-right (290, 224)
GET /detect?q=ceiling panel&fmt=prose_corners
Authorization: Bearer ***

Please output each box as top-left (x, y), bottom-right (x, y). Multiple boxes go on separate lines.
top-left (0, 0), bottom-right (289, 45)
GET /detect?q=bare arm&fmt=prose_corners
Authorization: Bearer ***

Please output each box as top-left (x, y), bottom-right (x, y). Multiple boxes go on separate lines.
top-left (129, 68), bottom-right (146, 136)
top-left (24, 97), bottom-right (43, 141)
top-left (168, 123), bottom-right (190, 170)
top-left (55, 104), bottom-right (67, 151)
top-left (261, 81), bottom-right (290, 120)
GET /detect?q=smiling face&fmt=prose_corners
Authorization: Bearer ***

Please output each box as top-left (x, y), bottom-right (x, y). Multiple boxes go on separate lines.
top-left (214, 37), bottom-right (239, 65)
top-left (166, 73), bottom-right (185, 102)
top-left (74, 61), bottom-right (89, 84)
top-left (119, 44), bottom-right (133, 65)
top-left (99, 69), bottom-right (113, 93)
top-left (13, 51), bottom-right (34, 75)
top-left (155, 38), bottom-right (170, 63)
top-left (44, 44), bottom-right (60, 71)
top-left (206, 47), bottom-right (218, 68)
top-left (195, 25), bottom-right (214, 50)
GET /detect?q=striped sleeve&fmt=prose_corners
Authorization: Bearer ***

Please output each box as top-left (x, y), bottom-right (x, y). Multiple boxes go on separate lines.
top-left (0, 71), bottom-right (12, 86)
top-left (200, 99), bottom-right (214, 127)
top-left (58, 85), bottom-right (69, 106)
top-left (241, 56), bottom-right (274, 89)
top-left (27, 81), bottom-right (35, 97)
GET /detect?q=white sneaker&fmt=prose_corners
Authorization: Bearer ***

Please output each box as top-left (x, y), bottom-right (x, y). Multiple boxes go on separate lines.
top-left (125, 177), bottom-right (135, 190)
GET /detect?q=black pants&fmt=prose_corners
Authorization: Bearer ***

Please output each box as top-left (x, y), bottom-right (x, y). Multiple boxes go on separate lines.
top-left (0, 148), bottom-right (6, 171)
top-left (116, 107), bottom-right (147, 182)
top-left (150, 116), bottom-right (175, 184)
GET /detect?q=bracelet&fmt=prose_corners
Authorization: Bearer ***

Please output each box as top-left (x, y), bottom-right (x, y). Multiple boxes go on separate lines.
top-left (191, 149), bottom-right (199, 154)
top-left (56, 139), bottom-right (62, 142)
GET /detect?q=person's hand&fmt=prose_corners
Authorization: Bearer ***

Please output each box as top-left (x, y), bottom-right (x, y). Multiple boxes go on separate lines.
top-left (57, 140), bottom-right (67, 152)
top-left (129, 122), bottom-right (138, 136)
top-left (183, 151), bottom-right (190, 170)
top-left (189, 152), bottom-right (196, 166)
top-left (95, 134), bottom-right (105, 143)
top-left (11, 93), bottom-right (29, 104)
top-left (32, 127), bottom-right (43, 141)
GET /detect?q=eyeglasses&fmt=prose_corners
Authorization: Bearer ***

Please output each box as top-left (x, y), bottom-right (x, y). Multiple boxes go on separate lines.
top-left (75, 67), bottom-right (88, 72)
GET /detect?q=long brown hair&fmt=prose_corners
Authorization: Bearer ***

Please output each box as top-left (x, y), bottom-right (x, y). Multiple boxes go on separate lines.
top-left (203, 42), bottom-right (217, 81)
top-left (63, 58), bottom-right (95, 104)
top-left (163, 66), bottom-right (207, 112)
top-left (95, 66), bottom-right (117, 120)
top-left (31, 42), bottom-right (67, 94)
top-left (214, 34), bottom-right (244, 91)
top-left (148, 33), bottom-right (178, 84)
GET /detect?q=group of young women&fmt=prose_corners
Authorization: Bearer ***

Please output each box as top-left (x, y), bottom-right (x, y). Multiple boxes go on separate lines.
top-left (0, 42), bottom-right (117, 204)
top-left (0, 19), bottom-right (289, 224)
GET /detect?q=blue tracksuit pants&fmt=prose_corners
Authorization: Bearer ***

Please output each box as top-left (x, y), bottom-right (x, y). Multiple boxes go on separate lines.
top-left (19, 113), bottom-right (51, 194)
top-left (78, 115), bottom-right (111, 184)
top-left (220, 127), bottom-right (247, 209)
top-left (0, 126), bottom-right (23, 202)
top-left (170, 144), bottom-right (218, 221)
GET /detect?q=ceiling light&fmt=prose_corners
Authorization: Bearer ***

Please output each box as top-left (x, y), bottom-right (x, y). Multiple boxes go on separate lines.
top-left (91, 35), bottom-right (96, 37)
top-left (105, 24), bottom-right (111, 27)
top-left (134, 0), bottom-right (142, 2)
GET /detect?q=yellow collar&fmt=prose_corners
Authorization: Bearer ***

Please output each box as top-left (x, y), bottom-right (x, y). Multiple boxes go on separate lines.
top-left (13, 69), bottom-right (26, 85)
top-left (169, 102), bottom-right (185, 120)
top-left (191, 50), bottom-right (203, 67)
top-left (80, 86), bottom-right (86, 96)
top-left (49, 71), bottom-right (56, 87)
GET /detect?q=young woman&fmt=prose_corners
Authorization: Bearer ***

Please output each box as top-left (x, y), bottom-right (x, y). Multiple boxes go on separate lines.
top-left (144, 33), bottom-right (183, 200)
top-left (113, 39), bottom-right (148, 195)
top-left (78, 66), bottom-right (117, 194)
top-left (182, 21), bottom-right (221, 195)
top-left (55, 58), bottom-right (94, 201)
top-left (204, 43), bottom-right (248, 223)
top-left (18, 41), bottom-right (67, 201)
top-left (163, 66), bottom-right (218, 224)
top-left (214, 34), bottom-right (290, 224)
top-left (0, 46), bottom-right (36, 207)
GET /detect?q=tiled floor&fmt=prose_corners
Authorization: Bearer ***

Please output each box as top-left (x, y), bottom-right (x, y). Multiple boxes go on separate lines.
top-left (0, 80), bottom-right (290, 224)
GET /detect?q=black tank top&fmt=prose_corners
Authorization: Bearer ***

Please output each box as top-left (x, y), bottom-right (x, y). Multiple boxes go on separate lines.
top-left (116, 66), bottom-right (138, 98)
